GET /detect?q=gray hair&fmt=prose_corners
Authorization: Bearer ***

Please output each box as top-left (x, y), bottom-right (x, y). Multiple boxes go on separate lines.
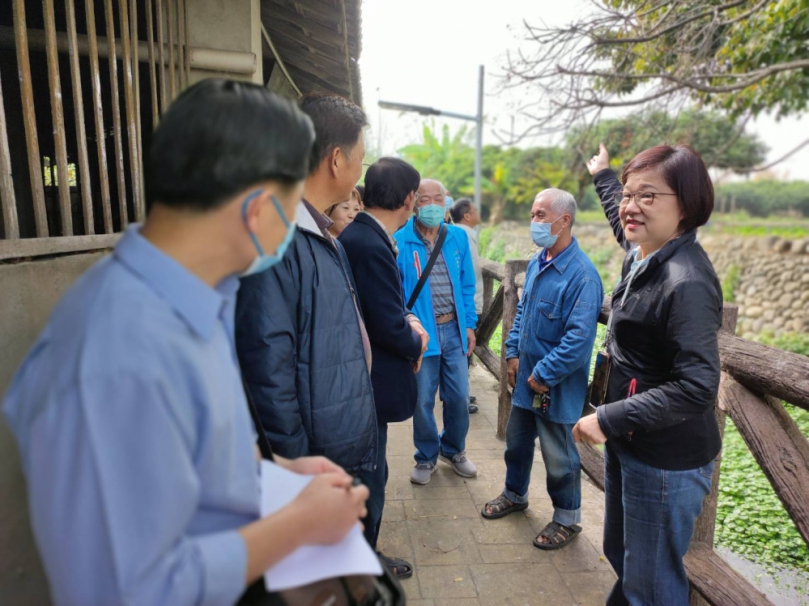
top-left (536, 188), bottom-right (577, 227)
top-left (421, 178), bottom-right (445, 193)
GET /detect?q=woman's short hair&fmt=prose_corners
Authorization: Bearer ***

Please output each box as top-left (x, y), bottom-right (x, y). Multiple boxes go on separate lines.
top-left (364, 158), bottom-right (421, 211)
top-left (622, 144), bottom-right (714, 232)
top-left (325, 188), bottom-right (361, 217)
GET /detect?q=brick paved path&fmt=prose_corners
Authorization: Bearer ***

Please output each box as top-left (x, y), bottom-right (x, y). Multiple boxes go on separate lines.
top-left (377, 363), bottom-right (616, 606)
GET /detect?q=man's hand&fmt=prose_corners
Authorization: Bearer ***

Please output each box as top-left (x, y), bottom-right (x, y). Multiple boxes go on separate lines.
top-left (292, 473), bottom-right (369, 545)
top-left (409, 317), bottom-right (429, 353)
top-left (506, 358), bottom-right (519, 389)
top-left (466, 329), bottom-right (476, 357)
top-left (586, 143), bottom-right (610, 176)
top-left (277, 455), bottom-right (349, 478)
top-left (573, 415), bottom-right (608, 445)
top-left (527, 375), bottom-right (549, 394)
top-left (413, 354), bottom-right (424, 374)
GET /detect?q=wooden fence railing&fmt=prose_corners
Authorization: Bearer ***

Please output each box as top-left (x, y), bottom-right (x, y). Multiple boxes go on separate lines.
top-left (474, 257), bottom-right (809, 606)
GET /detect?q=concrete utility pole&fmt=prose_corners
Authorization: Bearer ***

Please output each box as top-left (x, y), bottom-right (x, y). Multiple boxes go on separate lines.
top-left (379, 65), bottom-right (485, 212)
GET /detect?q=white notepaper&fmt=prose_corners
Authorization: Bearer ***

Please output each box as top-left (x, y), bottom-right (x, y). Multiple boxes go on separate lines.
top-left (260, 460), bottom-right (382, 592)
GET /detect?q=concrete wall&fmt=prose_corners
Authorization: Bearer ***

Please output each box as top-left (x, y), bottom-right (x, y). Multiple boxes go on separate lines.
top-left (0, 252), bottom-right (106, 604)
top-left (187, 0), bottom-right (263, 86)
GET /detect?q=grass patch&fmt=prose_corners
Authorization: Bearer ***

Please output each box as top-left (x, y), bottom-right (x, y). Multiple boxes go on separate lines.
top-left (721, 264), bottom-right (742, 303)
top-left (717, 405), bottom-right (809, 578)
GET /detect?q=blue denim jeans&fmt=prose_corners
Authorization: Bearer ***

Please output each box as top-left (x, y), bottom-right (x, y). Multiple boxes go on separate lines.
top-left (358, 421), bottom-right (388, 550)
top-left (413, 321), bottom-right (469, 464)
top-left (604, 442), bottom-right (713, 606)
top-left (503, 404), bottom-right (581, 526)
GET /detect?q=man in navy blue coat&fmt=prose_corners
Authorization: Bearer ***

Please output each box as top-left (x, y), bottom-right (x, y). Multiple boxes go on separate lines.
top-left (340, 158), bottom-right (429, 578)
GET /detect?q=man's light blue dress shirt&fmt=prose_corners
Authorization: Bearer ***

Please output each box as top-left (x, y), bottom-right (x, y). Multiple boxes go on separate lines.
top-left (3, 226), bottom-right (259, 606)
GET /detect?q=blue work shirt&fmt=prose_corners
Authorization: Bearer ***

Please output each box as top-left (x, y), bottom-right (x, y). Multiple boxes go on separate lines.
top-left (3, 226), bottom-right (259, 606)
top-left (505, 238), bottom-right (604, 424)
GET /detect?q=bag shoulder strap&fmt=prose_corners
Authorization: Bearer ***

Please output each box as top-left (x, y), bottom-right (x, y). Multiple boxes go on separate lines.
top-left (242, 377), bottom-right (274, 461)
top-left (407, 225), bottom-right (448, 311)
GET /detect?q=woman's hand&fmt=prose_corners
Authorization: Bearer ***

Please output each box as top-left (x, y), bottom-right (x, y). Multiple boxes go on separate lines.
top-left (586, 143), bottom-right (610, 176)
top-left (573, 415), bottom-right (608, 445)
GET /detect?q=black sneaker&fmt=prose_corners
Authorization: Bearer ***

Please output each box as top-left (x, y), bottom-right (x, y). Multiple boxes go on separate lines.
top-left (468, 403), bottom-right (479, 414)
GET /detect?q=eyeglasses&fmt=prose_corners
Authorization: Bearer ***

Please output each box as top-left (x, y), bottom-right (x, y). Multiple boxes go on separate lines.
top-left (614, 191), bottom-right (677, 207)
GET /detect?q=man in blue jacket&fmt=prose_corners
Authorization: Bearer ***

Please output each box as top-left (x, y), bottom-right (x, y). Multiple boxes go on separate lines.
top-left (395, 179), bottom-right (479, 485)
top-left (340, 157), bottom-right (429, 578)
top-left (481, 189), bottom-right (603, 551)
top-left (235, 94), bottom-right (378, 474)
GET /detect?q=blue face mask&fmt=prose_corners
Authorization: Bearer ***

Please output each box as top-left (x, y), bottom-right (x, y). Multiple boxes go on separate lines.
top-left (444, 195), bottom-right (454, 210)
top-left (240, 191), bottom-right (296, 277)
top-left (417, 204), bottom-right (445, 228)
top-left (530, 216), bottom-right (564, 249)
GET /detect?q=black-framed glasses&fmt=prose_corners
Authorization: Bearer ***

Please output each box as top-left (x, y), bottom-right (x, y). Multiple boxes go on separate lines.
top-left (614, 191), bottom-right (677, 207)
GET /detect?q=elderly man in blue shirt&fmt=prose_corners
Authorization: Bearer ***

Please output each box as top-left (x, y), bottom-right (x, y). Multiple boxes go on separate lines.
top-left (481, 189), bottom-right (603, 551)
top-left (2, 79), bottom-right (368, 606)
top-left (395, 179), bottom-right (478, 485)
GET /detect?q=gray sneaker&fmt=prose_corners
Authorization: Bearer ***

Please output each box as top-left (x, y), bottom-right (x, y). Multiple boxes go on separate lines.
top-left (439, 451), bottom-right (477, 478)
top-left (410, 462), bottom-right (436, 485)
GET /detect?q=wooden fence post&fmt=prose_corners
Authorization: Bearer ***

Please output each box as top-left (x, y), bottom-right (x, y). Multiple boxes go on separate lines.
top-left (496, 259), bottom-right (527, 440)
top-left (689, 303), bottom-right (738, 606)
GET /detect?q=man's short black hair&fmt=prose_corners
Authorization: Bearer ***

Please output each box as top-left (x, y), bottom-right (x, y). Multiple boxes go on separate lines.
top-left (450, 198), bottom-right (474, 223)
top-left (299, 93), bottom-right (367, 174)
top-left (145, 78), bottom-right (314, 211)
top-left (364, 158), bottom-right (420, 211)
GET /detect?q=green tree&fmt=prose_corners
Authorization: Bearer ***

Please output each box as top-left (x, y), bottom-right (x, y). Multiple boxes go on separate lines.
top-left (505, 0), bottom-right (809, 168)
top-left (564, 109), bottom-right (767, 200)
top-left (398, 124), bottom-right (475, 195)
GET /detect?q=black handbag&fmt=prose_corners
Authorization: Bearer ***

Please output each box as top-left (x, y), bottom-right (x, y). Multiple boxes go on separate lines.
top-left (239, 381), bottom-right (406, 606)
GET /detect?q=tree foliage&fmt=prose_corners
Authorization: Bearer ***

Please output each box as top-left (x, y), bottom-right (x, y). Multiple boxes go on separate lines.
top-left (397, 109), bottom-right (771, 222)
top-left (503, 0), bottom-right (809, 166)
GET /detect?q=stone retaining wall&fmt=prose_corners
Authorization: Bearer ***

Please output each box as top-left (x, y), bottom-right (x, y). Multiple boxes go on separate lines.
top-left (570, 226), bottom-right (809, 340)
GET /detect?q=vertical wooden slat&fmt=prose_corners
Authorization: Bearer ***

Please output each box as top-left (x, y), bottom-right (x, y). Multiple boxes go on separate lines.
top-left (65, 0), bottom-right (94, 234)
top-left (13, 0), bottom-right (48, 237)
top-left (167, 0), bottom-right (176, 100)
top-left (177, 0), bottom-right (186, 90)
top-left (130, 0), bottom-right (143, 211)
top-left (104, 0), bottom-right (128, 229)
top-left (118, 0), bottom-right (142, 222)
top-left (155, 0), bottom-right (167, 113)
top-left (0, 71), bottom-right (20, 239)
top-left (86, 0), bottom-right (113, 233)
top-left (182, 0), bottom-right (190, 86)
top-left (496, 259), bottom-right (528, 440)
top-left (145, 0), bottom-right (158, 128)
top-left (43, 0), bottom-right (74, 236)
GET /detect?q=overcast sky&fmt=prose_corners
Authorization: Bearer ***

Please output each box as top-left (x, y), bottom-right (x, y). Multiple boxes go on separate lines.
top-left (358, 0), bottom-right (809, 180)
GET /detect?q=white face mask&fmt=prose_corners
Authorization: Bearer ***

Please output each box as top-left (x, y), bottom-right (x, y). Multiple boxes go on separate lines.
top-left (240, 191), bottom-right (296, 277)
top-left (530, 216), bottom-right (564, 248)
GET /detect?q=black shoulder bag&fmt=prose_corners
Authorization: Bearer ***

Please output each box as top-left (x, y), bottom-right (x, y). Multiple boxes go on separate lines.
top-left (239, 382), bottom-right (405, 606)
top-left (406, 225), bottom-right (448, 311)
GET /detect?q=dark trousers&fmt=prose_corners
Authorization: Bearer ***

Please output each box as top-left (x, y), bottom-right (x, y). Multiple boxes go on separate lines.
top-left (604, 442), bottom-right (713, 605)
top-left (503, 405), bottom-right (581, 526)
top-left (358, 420), bottom-right (388, 550)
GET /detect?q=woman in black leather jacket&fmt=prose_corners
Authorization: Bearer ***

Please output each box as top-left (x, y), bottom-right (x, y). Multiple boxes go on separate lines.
top-left (573, 144), bottom-right (723, 605)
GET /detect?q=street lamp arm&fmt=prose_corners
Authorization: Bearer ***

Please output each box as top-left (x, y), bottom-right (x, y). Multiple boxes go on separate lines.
top-left (378, 100), bottom-right (477, 122)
